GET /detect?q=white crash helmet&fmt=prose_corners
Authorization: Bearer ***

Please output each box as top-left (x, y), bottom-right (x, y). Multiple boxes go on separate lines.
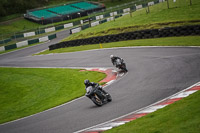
top-left (110, 55), bottom-right (114, 58)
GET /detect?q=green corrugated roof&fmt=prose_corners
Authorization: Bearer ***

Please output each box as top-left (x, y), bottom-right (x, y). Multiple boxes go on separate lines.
top-left (48, 5), bottom-right (81, 15)
top-left (30, 9), bottom-right (58, 19)
top-left (28, 1), bottom-right (100, 19)
top-left (71, 2), bottom-right (99, 10)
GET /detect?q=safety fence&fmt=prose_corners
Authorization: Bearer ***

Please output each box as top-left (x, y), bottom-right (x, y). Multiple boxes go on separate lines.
top-left (0, 34), bottom-right (56, 52)
top-left (0, 0), bottom-right (159, 45)
top-left (0, 23), bottom-right (73, 46)
top-left (49, 25), bottom-right (200, 50)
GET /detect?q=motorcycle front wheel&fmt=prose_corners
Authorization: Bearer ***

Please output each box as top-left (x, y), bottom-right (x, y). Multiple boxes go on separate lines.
top-left (107, 94), bottom-right (112, 102)
top-left (122, 63), bottom-right (128, 72)
top-left (91, 95), bottom-right (103, 106)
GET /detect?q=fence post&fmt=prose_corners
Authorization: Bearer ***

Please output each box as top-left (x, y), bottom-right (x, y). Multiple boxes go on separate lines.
top-left (14, 32), bottom-right (16, 42)
top-left (1, 34), bottom-right (4, 44)
top-left (167, 0), bottom-right (170, 9)
top-left (130, 8), bottom-right (132, 17)
top-left (51, 18), bottom-right (54, 24)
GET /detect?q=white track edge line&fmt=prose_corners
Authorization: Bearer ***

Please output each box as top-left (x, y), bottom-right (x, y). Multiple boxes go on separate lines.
top-left (74, 81), bottom-right (200, 133)
top-left (32, 46), bottom-right (200, 57)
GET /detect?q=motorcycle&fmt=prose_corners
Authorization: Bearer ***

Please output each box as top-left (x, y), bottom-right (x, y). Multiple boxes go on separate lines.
top-left (85, 85), bottom-right (112, 106)
top-left (115, 58), bottom-right (128, 72)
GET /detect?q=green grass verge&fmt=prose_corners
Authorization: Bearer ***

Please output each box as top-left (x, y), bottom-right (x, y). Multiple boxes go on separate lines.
top-left (105, 91), bottom-right (200, 133)
top-left (62, 0), bottom-right (200, 41)
top-left (36, 36), bottom-right (200, 55)
top-left (0, 67), bottom-right (106, 124)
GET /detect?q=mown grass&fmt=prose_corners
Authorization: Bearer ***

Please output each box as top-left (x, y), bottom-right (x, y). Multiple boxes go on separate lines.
top-left (0, 67), bottom-right (106, 124)
top-left (0, 19), bottom-right (41, 36)
top-left (63, 0), bottom-right (200, 41)
top-left (105, 91), bottom-right (200, 133)
top-left (36, 36), bottom-right (200, 55)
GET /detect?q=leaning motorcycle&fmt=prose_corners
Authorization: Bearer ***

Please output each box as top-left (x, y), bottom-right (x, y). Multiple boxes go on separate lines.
top-left (115, 58), bottom-right (128, 72)
top-left (85, 85), bottom-right (112, 106)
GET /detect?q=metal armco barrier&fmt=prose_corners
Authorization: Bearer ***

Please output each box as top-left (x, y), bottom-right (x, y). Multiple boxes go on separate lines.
top-left (49, 25), bottom-right (200, 51)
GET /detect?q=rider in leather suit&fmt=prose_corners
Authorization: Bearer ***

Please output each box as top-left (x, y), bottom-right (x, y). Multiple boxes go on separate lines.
top-left (84, 79), bottom-right (107, 101)
top-left (110, 55), bottom-right (124, 67)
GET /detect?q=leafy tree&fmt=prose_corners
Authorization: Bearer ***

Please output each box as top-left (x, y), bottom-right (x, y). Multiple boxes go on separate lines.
top-left (0, 0), bottom-right (48, 17)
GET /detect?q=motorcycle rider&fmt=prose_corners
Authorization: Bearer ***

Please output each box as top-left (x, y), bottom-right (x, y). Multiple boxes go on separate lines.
top-left (84, 79), bottom-right (107, 101)
top-left (110, 55), bottom-right (124, 67)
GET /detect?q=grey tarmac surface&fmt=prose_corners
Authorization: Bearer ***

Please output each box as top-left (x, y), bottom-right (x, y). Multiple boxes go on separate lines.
top-left (0, 35), bottom-right (200, 133)
top-left (0, 29), bottom-right (70, 60)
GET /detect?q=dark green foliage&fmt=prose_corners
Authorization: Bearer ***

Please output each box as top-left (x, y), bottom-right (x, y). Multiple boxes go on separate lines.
top-left (0, 0), bottom-right (47, 17)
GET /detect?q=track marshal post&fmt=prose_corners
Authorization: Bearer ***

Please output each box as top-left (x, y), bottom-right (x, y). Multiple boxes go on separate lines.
top-left (99, 43), bottom-right (103, 48)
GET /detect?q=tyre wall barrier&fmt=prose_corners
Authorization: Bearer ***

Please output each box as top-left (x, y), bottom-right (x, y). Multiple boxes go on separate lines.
top-left (0, 34), bottom-right (57, 52)
top-left (49, 25), bottom-right (200, 50)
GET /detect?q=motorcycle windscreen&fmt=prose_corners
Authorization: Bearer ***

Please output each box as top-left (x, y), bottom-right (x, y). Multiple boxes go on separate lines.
top-left (86, 86), bottom-right (93, 95)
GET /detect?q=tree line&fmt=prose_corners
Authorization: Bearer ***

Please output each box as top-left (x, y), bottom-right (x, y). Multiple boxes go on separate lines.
top-left (0, 0), bottom-right (124, 17)
top-left (0, 0), bottom-right (48, 17)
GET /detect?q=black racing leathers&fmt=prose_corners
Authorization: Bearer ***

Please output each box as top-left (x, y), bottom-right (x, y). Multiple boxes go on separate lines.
top-left (111, 57), bottom-right (123, 66)
top-left (85, 82), bottom-right (107, 101)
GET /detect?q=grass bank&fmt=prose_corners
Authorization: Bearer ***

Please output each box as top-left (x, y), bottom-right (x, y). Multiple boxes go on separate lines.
top-left (36, 36), bottom-right (200, 55)
top-left (63, 0), bottom-right (200, 41)
top-left (105, 91), bottom-right (200, 133)
top-left (0, 67), bottom-right (106, 124)
top-left (0, 19), bottom-right (41, 37)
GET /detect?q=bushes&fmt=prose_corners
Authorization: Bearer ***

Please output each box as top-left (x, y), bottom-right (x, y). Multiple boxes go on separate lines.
top-left (0, 0), bottom-right (47, 17)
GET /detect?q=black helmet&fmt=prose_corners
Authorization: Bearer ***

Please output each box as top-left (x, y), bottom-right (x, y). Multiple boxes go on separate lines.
top-left (84, 79), bottom-right (90, 86)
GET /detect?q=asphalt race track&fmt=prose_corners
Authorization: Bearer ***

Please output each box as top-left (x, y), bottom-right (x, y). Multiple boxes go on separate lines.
top-left (0, 31), bottom-right (200, 133)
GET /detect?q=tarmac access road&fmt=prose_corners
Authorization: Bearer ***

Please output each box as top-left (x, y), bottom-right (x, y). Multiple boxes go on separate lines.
top-left (0, 29), bottom-right (70, 60)
top-left (0, 33), bottom-right (200, 133)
